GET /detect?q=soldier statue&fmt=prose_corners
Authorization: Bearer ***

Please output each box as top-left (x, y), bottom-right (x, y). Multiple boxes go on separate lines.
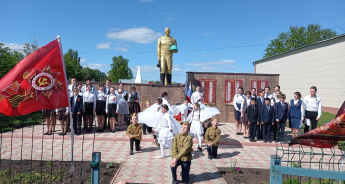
top-left (157, 27), bottom-right (178, 85)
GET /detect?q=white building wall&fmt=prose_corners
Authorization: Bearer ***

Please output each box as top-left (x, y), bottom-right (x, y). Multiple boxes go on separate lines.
top-left (256, 37), bottom-right (345, 109)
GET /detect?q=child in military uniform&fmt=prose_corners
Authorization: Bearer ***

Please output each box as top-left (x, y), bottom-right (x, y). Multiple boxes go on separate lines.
top-left (205, 118), bottom-right (221, 159)
top-left (126, 113), bottom-right (143, 155)
top-left (171, 122), bottom-right (193, 184)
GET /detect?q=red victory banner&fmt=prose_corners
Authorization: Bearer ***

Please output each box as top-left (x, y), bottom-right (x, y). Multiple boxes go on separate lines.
top-left (0, 39), bottom-right (69, 116)
top-left (289, 101), bottom-right (345, 148)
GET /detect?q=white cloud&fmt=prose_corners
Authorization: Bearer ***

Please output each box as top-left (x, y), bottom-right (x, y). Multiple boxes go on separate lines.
top-left (106, 27), bottom-right (162, 44)
top-left (137, 0), bottom-right (153, 2)
top-left (186, 59), bottom-right (236, 67)
top-left (185, 60), bottom-right (237, 71)
top-left (87, 64), bottom-right (109, 69)
top-left (80, 58), bottom-right (86, 62)
top-left (96, 42), bottom-right (111, 49)
top-left (173, 67), bottom-right (180, 71)
top-left (2, 42), bottom-right (25, 53)
top-left (114, 47), bottom-right (128, 52)
top-left (201, 66), bottom-right (216, 71)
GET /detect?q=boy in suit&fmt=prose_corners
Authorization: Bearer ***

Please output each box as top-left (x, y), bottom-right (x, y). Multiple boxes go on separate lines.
top-left (271, 90), bottom-right (281, 141)
top-left (71, 88), bottom-right (83, 135)
top-left (247, 98), bottom-right (260, 142)
top-left (261, 98), bottom-right (275, 143)
top-left (256, 89), bottom-right (265, 140)
top-left (205, 118), bottom-right (221, 159)
top-left (275, 94), bottom-right (289, 142)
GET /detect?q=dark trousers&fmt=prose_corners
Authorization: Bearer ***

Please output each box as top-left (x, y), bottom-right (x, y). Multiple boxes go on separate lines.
top-left (304, 111), bottom-right (318, 133)
top-left (262, 122), bottom-right (272, 142)
top-left (271, 122), bottom-right (277, 141)
top-left (277, 119), bottom-right (287, 141)
top-left (130, 138), bottom-right (140, 151)
top-left (72, 113), bottom-right (82, 133)
top-left (104, 113), bottom-right (110, 129)
top-left (257, 123), bottom-right (263, 139)
top-left (142, 124), bottom-right (152, 134)
top-left (171, 160), bottom-right (191, 183)
top-left (207, 145), bottom-right (218, 158)
top-left (249, 122), bottom-right (257, 141)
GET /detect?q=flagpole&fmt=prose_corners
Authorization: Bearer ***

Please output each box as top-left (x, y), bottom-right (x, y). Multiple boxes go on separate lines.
top-left (57, 36), bottom-right (75, 173)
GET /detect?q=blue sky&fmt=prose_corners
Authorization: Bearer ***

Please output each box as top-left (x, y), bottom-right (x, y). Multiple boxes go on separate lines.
top-left (1, 0), bottom-right (344, 83)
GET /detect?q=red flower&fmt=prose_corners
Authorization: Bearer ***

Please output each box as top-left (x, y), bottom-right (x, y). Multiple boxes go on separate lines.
top-left (236, 167), bottom-right (241, 172)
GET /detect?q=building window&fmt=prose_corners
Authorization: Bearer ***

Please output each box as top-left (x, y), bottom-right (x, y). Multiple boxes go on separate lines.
top-left (199, 79), bottom-right (216, 104)
top-left (224, 80), bottom-right (243, 103)
top-left (251, 80), bottom-right (268, 96)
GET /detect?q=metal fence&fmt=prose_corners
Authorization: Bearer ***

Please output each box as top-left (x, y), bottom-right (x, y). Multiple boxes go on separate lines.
top-left (271, 132), bottom-right (345, 184)
top-left (0, 111), bottom-right (109, 183)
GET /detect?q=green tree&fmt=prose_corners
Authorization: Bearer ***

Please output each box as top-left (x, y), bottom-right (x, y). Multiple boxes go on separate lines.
top-left (23, 43), bottom-right (39, 56)
top-left (0, 43), bottom-right (24, 78)
top-left (63, 49), bottom-right (85, 81)
top-left (264, 24), bottom-right (337, 58)
top-left (82, 67), bottom-right (107, 82)
top-left (107, 55), bottom-right (133, 83)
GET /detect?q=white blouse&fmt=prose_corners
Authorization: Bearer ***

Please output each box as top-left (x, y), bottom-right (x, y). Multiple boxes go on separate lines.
top-left (83, 91), bottom-right (96, 108)
top-left (96, 90), bottom-right (106, 101)
top-left (233, 93), bottom-right (244, 111)
top-left (105, 93), bottom-right (118, 112)
top-left (190, 110), bottom-right (201, 122)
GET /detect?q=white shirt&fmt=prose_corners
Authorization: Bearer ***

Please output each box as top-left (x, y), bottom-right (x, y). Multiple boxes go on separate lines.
top-left (73, 95), bottom-right (79, 106)
top-left (264, 93), bottom-right (273, 99)
top-left (240, 97), bottom-right (251, 111)
top-left (68, 84), bottom-right (76, 91)
top-left (302, 95), bottom-right (322, 118)
top-left (180, 104), bottom-right (189, 122)
top-left (294, 99), bottom-right (299, 105)
top-left (83, 91), bottom-right (96, 109)
top-left (191, 91), bottom-right (204, 104)
top-left (156, 113), bottom-right (173, 131)
top-left (233, 93), bottom-right (244, 111)
top-left (271, 96), bottom-right (280, 106)
top-left (81, 85), bottom-right (96, 93)
top-left (105, 93), bottom-right (118, 113)
top-left (190, 109), bottom-right (201, 122)
top-left (96, 90), bottom-right (106, 101)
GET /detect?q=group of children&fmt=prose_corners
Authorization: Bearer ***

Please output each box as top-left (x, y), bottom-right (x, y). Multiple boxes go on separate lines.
top-left (233, 85), bottom-right (321, 143)
top-left (126, 110), bottom-right (221, 183)
top-left (129, 91), bottom-right (222, 163)
top-left (42, 77), bottom-right (142, 136)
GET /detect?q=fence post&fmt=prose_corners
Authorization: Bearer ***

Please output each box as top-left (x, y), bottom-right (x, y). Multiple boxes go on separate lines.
top-left (91, 152), bottom-right (101, 184)
top-left (270, 155), bottom-right (282, 184)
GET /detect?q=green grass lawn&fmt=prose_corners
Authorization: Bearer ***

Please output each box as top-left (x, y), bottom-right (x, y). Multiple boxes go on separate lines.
top-left (301, 111), bottom-right (336, 130)
top-left (0, 111), bottom-right (43, 133)
top-left (287, 111), bottom-right (345, 150)
top-left (286, 111), bottom-right (336, 131)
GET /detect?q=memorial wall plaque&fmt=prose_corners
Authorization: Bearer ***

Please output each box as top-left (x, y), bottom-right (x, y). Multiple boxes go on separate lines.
top-left (199, 79), bottom-right (216, 104)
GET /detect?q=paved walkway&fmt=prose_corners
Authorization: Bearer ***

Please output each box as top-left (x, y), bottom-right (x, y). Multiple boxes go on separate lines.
top-left (1, 122), bottom-right (342, 183)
